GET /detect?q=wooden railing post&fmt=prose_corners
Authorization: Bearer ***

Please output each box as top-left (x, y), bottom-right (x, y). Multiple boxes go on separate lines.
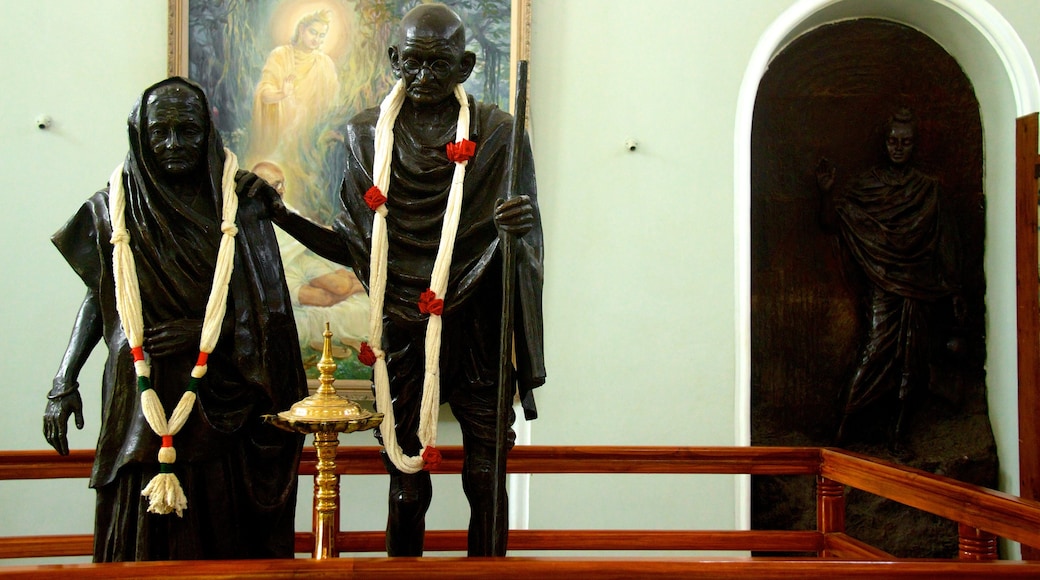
top-left (958, 523), bottom-right (997, 560)
top-left (816, 475), bottom-right (845, 557)
top-left (816, 476), bottom-right (846, 533)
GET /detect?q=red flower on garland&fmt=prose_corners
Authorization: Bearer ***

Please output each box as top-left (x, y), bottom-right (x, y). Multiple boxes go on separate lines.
top-left (446, 139), bottom-right (476, 163)
top-left (364, 185), bottom-right (387, 211)
top-left (422, 446), bottom-right (442, 471)
top-left (417, 289), bottom-right (444, 315)
top-left (358, 342), bottom-right (377, 366)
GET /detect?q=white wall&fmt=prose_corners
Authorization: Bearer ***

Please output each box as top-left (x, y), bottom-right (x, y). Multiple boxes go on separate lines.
top-left (527, 0), bottom-right (791, 542)
top-left (0, 0), bottom-right (168, 559)
top-left (1, 0), bottom-right (1038, 563)
top-left (985, 7), bottom-right (1040, 528)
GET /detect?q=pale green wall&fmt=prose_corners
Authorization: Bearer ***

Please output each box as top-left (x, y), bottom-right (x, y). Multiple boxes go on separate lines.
top-left (980, 0), bottom-right (1040, 497)
top-left (0, 0), bottom-right (169, 558)
top-left (1, 0), bottom-right (1038, 563)
top-left (526, 0), bottom-right (790, 540)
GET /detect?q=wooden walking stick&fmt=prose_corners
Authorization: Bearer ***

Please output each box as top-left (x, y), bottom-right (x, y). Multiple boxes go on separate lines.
top-left (491, 59), bottom-right (529, 556)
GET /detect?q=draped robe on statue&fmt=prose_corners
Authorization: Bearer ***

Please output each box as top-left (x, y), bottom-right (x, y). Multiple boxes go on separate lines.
top-left (333, 97), bottom-right (545, 453)
top-left (52, 79), bottom-right (306, 562)
top-left (834, 165), bottom-right (957, 414)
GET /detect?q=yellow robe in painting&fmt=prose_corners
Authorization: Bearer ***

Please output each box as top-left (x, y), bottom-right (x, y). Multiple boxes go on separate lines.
top-left (250, 45), bottom-right (338, 165)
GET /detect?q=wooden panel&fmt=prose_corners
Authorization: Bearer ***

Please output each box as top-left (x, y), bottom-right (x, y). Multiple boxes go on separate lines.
top-left (300, 446), bottom-right (822, 476)
top-left (332, 529), bottom-right (823, 554)
top-left (487, 446), bottom-right (822, 475)
top-left (1, 530), bottom-right (824, 559)
top-left (0, 534), bottom-right (92, 559)
top-left (820, 448), bottom-right (1040, 549)
top-left (0, 450), bottom-right (92, 480)
top-left (0, 446), bottom-right (822, 480)
top-left (2, 557), bottom-right (1040, 579)
top-left (1017, 112), bottom-right (1040, 561)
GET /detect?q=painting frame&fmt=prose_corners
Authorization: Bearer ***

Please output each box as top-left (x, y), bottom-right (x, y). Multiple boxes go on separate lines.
top-left (166, 0), bottom-right (530, 399)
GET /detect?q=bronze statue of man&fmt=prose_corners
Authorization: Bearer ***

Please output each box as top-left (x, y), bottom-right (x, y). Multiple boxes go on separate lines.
top-left (818, 109), bottom-right (962, 446)
top-left (44, 77), bottom-right (306, 561)
top-left (271, 3), bottom-right (545, 556)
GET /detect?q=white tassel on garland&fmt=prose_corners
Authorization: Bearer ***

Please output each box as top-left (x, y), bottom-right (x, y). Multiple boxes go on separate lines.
top-left (364, 82), bottom-right (472, 474)
top-left (108, 149), bottom-right (240, 516)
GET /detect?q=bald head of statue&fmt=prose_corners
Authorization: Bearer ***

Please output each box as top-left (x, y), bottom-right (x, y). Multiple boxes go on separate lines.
top-left (389, 3), bottom-right (476, 109)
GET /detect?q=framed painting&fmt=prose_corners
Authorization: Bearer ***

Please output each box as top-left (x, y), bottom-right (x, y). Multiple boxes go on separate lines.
top-left (167, 0), bottom-right (531, 397)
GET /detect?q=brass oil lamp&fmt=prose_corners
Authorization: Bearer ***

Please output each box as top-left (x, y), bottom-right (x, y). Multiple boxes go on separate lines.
top-left (264, 323), bottom-right (382, 559)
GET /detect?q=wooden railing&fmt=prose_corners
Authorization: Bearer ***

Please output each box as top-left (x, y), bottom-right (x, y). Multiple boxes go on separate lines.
top-left (3, 445), bottom-right (1040, 578)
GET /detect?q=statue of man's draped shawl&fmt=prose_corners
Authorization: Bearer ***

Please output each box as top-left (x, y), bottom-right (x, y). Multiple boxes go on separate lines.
top-left (334, 97), bottom-right (546, 418)
top-left (835, 165), bottom-right (958, 413)
top-left (51, 77), bottom-right (306, 561)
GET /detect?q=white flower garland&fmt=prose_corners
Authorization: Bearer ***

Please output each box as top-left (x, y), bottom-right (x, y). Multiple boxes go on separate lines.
top-left (367, 80), bottom-right (471, 474)
top-left (108, 148), bottom-right (240, 516)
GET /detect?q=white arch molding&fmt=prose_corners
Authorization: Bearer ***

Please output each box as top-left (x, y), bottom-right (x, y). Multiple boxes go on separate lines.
top-left (733, 0), bottom-right (1040, 532)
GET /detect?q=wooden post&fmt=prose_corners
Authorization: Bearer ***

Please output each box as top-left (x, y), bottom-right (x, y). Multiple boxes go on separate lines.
top-left (958, 523), bottom-right (998, 560)
top-left (816, 475), bottom-right (845, 558)
top-left (1016, 113), bottom-right (1040, 560)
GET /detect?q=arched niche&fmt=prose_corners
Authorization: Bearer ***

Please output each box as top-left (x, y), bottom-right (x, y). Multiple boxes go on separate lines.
top-left (734, 0), bottom-right (1040, 550)
top-left (751, 17), bottom-right (988, 557)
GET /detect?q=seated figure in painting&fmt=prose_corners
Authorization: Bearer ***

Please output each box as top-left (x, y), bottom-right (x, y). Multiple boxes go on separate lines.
top-left (43, 77), bottom-right (306, 562)
top-left (252, 160), bottom-right (370, 351)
